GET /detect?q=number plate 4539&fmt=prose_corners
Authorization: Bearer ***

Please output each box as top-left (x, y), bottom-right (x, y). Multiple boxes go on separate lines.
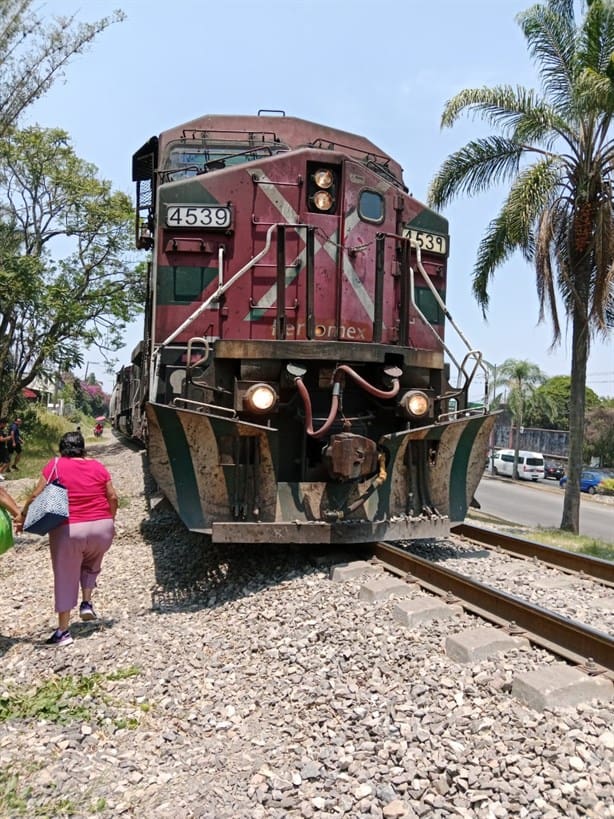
top-left (166, 204), bottom-right (232, 229)
top-left (403, 227), bottom-right (448, 256)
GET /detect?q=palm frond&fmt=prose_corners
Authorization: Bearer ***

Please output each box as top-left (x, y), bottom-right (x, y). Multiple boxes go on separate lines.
top-left (535, 206), bottom-right (562, 340)
top-left (428, 137), bottom-right (523, 209)
top-left (517, 2), bottom-right (576, 111)
top-left (606, 276), bottom-right (614, 328)
top-left (551, 209), bottom-right (591, 322)
top-left (505, 157), bottom-right (562, 232)
top-left (441, 85), bottom-right (540, 130)
top-left (577, 0), bottom-right (614, 75)
top-left (592, 195), bottom-right (614, 330)
top-left (472, 159), bottom-right (560, 312)
top-left (573, 66), bottom-right (614, 119)
top-left (547, 0), bottom-right (575, 23)
top-left (472, 215), bottom-right (521, 312)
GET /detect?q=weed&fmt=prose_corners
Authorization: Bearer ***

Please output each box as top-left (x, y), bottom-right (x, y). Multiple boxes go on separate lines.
top-left (0, 666), bottom-right (145, 725)
top-left (468, 510), bottom-right (613, 560)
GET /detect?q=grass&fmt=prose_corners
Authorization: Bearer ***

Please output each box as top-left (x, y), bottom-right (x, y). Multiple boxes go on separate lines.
top-left (0, 767), bottom-right (104, 816)
top-left (1, 408), bottom-right (120, 505)
top-left (0, 666), bottom-right (144, 816)
top-left (468, 509), bottom-right (614, 561)
top-left (0, 666), bottom-right (142, 725)
top-left (2, 409), bottom-right (85, 484)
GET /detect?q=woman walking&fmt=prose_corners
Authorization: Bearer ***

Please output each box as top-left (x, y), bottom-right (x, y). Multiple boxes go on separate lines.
top-left (16, 431), bottom-right (118, 646)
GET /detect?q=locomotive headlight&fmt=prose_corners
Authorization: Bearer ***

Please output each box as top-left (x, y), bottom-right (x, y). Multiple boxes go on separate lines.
top-left (243, 383), bottom-right (278, 413)
top-left (400, 390), bottom-right (430, 418)
top-left (312, 190), bottom-right (334, 211)
top-left (313, 168), bottom-right (334, 189)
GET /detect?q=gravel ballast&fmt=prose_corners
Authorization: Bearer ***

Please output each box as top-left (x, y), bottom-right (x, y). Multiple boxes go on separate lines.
top-left (0, 436), bottom-right (612, 818)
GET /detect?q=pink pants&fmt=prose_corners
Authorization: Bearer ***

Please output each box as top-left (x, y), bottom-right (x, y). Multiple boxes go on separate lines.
top-left (49, 519), bottom-right (114, 612)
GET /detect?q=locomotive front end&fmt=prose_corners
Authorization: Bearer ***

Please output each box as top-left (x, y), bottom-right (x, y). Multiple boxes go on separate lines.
top-left (129, 113), bottom-right (495, 545)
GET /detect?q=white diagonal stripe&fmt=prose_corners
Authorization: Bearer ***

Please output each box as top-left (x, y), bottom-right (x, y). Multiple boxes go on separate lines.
top-left (243, 168), bottom-right (374, 323)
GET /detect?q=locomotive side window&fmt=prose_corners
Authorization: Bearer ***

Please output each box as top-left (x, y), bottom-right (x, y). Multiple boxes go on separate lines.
top-left (165, 141), bottom-right (288, 180)
top-left (358, 190), bottom-right (384, 224)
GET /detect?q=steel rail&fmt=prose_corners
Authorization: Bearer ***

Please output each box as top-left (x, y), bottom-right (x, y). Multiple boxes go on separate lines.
top-left (372, 541), bottom-right (614, 675)
top-left (451, 523), bottom-right (614, 586)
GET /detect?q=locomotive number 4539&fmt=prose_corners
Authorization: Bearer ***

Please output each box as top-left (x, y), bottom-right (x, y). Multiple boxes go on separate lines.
top-left (166, 205), bottom-right (232, 229)
top-left (403, 227), bottom-right (448, 256)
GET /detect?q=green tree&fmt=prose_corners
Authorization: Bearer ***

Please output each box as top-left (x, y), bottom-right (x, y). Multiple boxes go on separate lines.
top-left (498, 358), bottom-right (547, 477)
top-left (526, 374), bottom-right (600, 428)
top-left (0, 126), bottom-right (145, 415)
top-left (428, 0), bottom-right (614, 533)
top-left (584, 404), bottom-right (614, 464)
top-left (0, 1), bottom-right (124, 137)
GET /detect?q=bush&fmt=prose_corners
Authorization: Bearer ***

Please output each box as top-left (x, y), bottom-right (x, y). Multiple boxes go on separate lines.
top-left (597, 477), bottom-right (614, 496)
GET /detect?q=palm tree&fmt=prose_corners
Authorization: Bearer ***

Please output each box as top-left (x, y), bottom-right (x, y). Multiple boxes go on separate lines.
top-left (428, 0), bottom-right (614, 533)
top-left (498, 358), bottom-right (547, 477)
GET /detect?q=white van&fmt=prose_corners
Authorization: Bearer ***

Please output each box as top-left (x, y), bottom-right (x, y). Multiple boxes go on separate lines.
top-left (492, 449), bottom-right (545, 481)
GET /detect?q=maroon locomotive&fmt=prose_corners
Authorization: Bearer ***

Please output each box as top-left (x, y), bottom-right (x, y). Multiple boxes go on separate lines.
top-left (111, 111), bottom-right (494, 543)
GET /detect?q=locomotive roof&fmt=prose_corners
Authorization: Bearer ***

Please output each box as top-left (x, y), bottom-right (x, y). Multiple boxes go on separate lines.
top-left (159, 113), bottom-right (405, 186)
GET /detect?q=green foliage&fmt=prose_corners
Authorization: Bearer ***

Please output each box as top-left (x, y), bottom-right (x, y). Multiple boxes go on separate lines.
top-left (0, 767), bottom-right (78, 817)
top-left (0, 126), bottom-right (145, 415)
top-left (468, 510), bottom-right (614, 560)
top-left (496, 358), bottom-right (548, 478)
top-left (0, 1), bottom-right (125, 138)
top-left (0, 666), bottom-right (143, 724)
top-left (0, 406), bottom-right (107, 486)
top-left (531, 528), bottom-right (614, 560)
top-left (584, 404), bottom-right (614, 465)
top-left (526, 375), bottom-right (601, 428)
top-left (0, 771), bottom-right (31, 815)
top-left (598, 477), bottom-right (614, 494)
top-left (0, 676), bottom-right (96, 724)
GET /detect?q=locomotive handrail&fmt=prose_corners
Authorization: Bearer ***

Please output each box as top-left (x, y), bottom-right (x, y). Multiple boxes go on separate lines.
top-left (407, 264), bottom-right (487, 409)
top-left (411, 242), bottom-right (489, 407)
top-left (160, 222), bottom-right (277, 348)
top-left (310, 138), bottom-right (392, 165)
top-left (172, 397), bottom-right (237, 418)
top-left (186, 337), bottom-right (210, 371)
top-left (407, 264), bottom-right (464, 373)
top-left (151, 223), bottom-right (279, 398)
top-left (413, 244), bottom-right (476, 355)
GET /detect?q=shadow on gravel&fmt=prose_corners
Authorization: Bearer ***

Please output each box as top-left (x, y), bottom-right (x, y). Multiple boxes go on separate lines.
top-left (136, 451), bottom-right (343, 615)
top-left (0, 634), bottom-right (28, 657)
top-left (143, 506), bottom-right (326, 614)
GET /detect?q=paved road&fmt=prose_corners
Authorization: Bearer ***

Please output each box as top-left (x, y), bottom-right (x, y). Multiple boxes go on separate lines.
top-left (474, 473), bottom-right (614, 543)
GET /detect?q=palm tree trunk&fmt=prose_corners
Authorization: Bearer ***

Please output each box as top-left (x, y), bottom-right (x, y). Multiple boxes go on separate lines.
top-left (560, 306), bottom-right (589, 533)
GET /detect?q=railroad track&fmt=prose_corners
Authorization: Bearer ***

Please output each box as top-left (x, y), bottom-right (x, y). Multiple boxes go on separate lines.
top-left (451, 522), bottom-right (614, 586)
top-left (368, 529), bottom-right (614, 678)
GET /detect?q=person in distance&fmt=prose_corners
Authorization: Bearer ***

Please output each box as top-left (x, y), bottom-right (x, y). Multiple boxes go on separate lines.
top-left (8, 417), bottom-right (24, 471)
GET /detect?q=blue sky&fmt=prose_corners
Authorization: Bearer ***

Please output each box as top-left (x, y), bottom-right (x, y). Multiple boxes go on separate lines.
top-left (26, 0), bottom-right (614, 396)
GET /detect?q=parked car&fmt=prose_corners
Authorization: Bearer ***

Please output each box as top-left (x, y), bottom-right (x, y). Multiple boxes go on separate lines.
top-left (559, 470), bottom-right (606, 494)
top-left (544, 463), bottom-right (565, 481)
top-left (492, 449), bottom-right (545, 481)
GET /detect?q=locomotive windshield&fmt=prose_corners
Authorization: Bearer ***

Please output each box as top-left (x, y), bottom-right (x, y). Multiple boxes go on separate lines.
top-left (164, 140), bottom-right (288, 180)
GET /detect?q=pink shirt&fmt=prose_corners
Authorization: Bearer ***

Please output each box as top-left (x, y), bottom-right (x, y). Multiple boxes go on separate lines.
top-left (42, 457), bottom-right (113, 524)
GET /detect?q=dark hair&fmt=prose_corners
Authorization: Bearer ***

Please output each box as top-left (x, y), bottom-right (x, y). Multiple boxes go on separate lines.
top-left (59, 431), bottom-right (85, 457)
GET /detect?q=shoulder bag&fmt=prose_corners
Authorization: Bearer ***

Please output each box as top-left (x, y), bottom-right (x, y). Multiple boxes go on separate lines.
top-left (23, 458), bottom-right (69, 535)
